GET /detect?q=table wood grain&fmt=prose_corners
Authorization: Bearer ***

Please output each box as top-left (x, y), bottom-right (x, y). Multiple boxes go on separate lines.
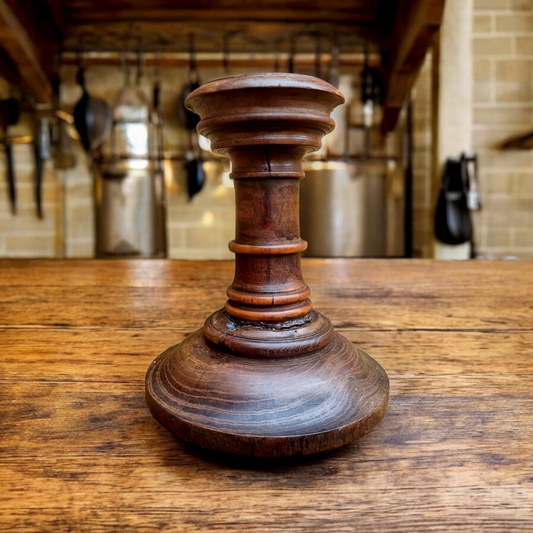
top-left (1, 259), bottom-right (532, 532)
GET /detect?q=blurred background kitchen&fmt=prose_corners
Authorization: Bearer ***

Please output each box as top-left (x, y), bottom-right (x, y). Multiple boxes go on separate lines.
top-left (0, 0), bottom-right (531, 260)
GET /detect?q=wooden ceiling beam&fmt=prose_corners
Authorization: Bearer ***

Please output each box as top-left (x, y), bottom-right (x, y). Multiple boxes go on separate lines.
top-left (59, 1), bottom-right (388, 55)
top-left (381, 0), bottom-right (445, 134)
top-left (61, 20), bottom-right (381, 54)
top-left (65, 9), bottom-right (376, 24)
top-left (0, 0), bottom-right (58, 103)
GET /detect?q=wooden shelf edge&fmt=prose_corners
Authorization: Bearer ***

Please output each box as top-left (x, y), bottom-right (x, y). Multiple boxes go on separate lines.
top-left (0, 0), bottom-right (58, 103)
top-left (381, 0), bottom-right (445, 135)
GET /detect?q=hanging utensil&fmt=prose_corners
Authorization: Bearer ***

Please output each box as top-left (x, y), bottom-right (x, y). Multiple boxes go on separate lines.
top-left (361, 45), bottom-right (374, 160)
top-left (178, 35), bottom-right (204, 200)
top-left (185, 128), bottom-right (205, 201)
top-left (272, 38), bottom-right (283, 73)
top-left (152, 80), bottom-right (163, 168)
top-left (52, 67), bottom-right (76, 170)
top-left (328, 42), bottom-right (340, 88)
top-left (434, 157), bottom-right (473, 247)
top-left (73, 53), bottom-right (112, 153)
top-left (1, 97), bottom-right (20, 214)
top-left (34, 114), bottom-right (51, 219)
top-left (178, 35), bottom-right (201, 130)
top-left (97, 51), bottom-right (162, 257)
top-left (464, 152), bottom-right (480, 211)
top-left (151, 71), bottom-right (168, 256)
top-left (223, 34), bottom-right (231, 76)
top-left (112, 52), bottom-right (150, 159)
top-left (186, 157), bottom-right (205, 200)
top-left (361, 45), bottom-right (374, 126)
top-left (289, 35), bottom-right (296, 73)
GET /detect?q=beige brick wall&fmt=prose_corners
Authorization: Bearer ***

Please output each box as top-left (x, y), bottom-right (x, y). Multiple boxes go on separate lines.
top-left (473, 0), bottom-right (533, 258)
top-left (412, 0), bottom-right (533, 259)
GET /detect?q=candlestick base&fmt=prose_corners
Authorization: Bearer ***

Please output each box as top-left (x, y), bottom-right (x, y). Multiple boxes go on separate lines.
top-left (146, 312), bottom-right (389, 458)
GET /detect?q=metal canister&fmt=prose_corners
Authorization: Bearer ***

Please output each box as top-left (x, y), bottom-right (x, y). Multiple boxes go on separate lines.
top-left (300, 162), bottom-right (386, 257)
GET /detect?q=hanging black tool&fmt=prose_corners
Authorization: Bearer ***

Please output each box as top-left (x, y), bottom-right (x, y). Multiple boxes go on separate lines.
top-left (360, 48), bottom-right (382, 117)
top-left (274, 40), bottom-right (281, 73)
top-left (179, 35), bottom-right (205, 200)
top-left (34, 114), bottom-right (51, 219)
top-left (289, 35), bottom-right (296, 74)
top-left (73, 53), bottom-right (112, 153)
top-left (434, 157), bottom-right (473, 246)
top-left (223, 34), bottom-right (231, 76)
top-left (185, 150), bottom-right (205, 200)
top-left (151, 68), bottom-right (168, 256)
top-left (361, 45), bottom-right (375, 159)
top-left (178, 35), bottom-right (201, 130)
top-left (0, 97), bottom-right (20, 214)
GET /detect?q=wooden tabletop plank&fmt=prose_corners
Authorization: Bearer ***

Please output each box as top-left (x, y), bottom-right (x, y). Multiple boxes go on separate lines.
top-left (0, 259), bottom-right (235, 287)
top-left (0, 259), bottom-right (532, 330)
top-left (1, 259), bottom-right (532, 532)
top-left (0, 487), bottom-right (530, 533)
top-left (1, 452), bottom-right (532, 529)
top-left (2, 380), bottom-right (532, 456)
top-left (0, 258), bottom-right (529, 291)
top-left (1, 284), bottom-right (529, 330)
top-left (1, 328), bottom-right (532, 382)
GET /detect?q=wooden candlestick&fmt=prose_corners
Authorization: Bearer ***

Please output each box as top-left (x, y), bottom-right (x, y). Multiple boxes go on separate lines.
top-left (145, 73), bottom-right (389, 457)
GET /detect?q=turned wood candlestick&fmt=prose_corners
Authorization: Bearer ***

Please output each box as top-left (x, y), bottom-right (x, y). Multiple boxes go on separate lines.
top-left (146, 73), bottom-right (389, 457)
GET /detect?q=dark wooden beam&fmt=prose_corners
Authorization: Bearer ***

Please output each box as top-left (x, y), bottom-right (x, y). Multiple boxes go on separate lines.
top-left (61, 20), bottom-right (380, 54)
top-left (62, 0), bottom-right (379, 24)
top-left (0, 0), bottom-right (58, 102)
top-left (59, 1), bottom-right (384, 54)
top-left (381, 0), bottom-right (445, 134)
top-left (67, 8), bottom-right (376, 24)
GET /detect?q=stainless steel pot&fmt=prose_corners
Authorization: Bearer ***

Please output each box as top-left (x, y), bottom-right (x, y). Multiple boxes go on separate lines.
top-left (300, 162), bottom-right (386, 257)
top-left (94, 61), bottom-right (166, 258)
top-left (96, 162), bottom-right (162, 257)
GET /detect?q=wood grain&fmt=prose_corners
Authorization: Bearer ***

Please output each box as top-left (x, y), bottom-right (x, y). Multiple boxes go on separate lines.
top-left (1, 259), bottom-right (533, 530)
top-left (145, 73), bottom-right (388, 456)
top-left (0, 0), bottom-right (55, 102)
top-left (60, 0), bottom-right (382, 54)
top-left (381, 0), bottom-right (446, 133)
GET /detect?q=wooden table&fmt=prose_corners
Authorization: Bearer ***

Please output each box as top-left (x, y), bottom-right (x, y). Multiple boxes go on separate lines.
top-left (1, 259), bottom-right (532, 532)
